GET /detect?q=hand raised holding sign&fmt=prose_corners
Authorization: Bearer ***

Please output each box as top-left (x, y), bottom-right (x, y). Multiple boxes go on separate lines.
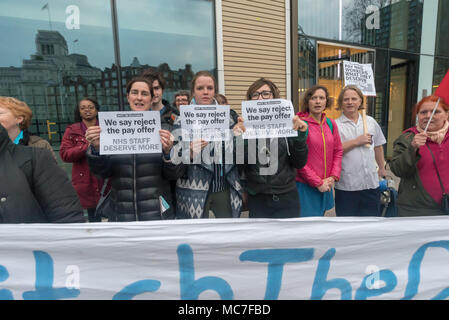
top-left (85, 125), bottom-right (101, 151)
top-left (293, 115), bottom-right (308, 132)
top-left (190, 139), bottom-right (208, 160)
top-left (232, 117), bottom-right (246, 136)
top-left (159, 129), bottom-right (174, 155)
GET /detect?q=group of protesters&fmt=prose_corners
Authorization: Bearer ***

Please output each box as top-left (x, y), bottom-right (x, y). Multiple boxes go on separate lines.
top-left (0, 69), bottom-right (448, 223)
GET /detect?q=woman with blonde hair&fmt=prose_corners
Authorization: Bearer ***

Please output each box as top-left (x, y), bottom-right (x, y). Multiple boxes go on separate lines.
top-left (0, 96), bottom-right (55, 159)
top-left (334, 85), bottom-right (386, 217)
top-left (171, 71), bottom-right (243, 219)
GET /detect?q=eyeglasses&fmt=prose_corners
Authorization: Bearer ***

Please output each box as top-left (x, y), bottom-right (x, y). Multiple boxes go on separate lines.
top-left (251, 90), bottom-right (273, 99)
top-left (79, 106), bottom-right (95, 111)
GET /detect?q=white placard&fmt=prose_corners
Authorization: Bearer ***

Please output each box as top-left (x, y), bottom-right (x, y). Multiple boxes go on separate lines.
top-left (241, 99), bottom-right (296, 139)
top-left (2, 216), bottom-right (449, 300)
top-left (343, 61), bottom-right (376, 96)
top-left (179, 105), bottom-right (230, 141)
top-left (98, 111), bottom-right (162, 155)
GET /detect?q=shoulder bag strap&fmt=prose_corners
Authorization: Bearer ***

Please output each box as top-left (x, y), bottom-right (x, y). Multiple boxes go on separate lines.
top-left (426, 144), bottom-right (446, 194)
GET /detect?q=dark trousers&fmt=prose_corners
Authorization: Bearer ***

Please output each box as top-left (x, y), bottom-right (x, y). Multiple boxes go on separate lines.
top-left (248, 189), bottom-right (300, 218)
top-left (87, 207), bottom-right (101, 222)
top-left (335, 188), bottom-right (381, 217)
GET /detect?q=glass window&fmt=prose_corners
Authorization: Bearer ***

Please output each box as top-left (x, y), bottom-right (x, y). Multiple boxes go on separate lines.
top-left (0, 0), bottom-right (115, 154)
top-left (433, 58), bottom-right (449, 94)
top-left (116, 0), bottom-right (215, 104)
top-left (298, 0), bottom-right (423, 53)
top-left (435, 0), bottom-right (449, 58)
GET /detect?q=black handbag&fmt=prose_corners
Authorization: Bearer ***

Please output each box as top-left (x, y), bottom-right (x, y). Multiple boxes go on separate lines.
top-left (426, 145), bottom-right (449, 215)
top-left (95, 178), bottom-right (115, 220)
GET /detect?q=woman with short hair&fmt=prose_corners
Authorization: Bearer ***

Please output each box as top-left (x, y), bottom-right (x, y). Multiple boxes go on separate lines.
top-left (171, 71), bottom-right (243, 219)
top-left (60, 97), bottom-right (106, 222)
top-left (85, 76), bottom-right (178, 221)
top-left (0, 96), bottom-right (55, 159)
top-left (390, 95), bottom-right (449, 216)
top-left (296, 85), bottom-right (343, 217)
top-left (235, 78), bottom-right (309, 218)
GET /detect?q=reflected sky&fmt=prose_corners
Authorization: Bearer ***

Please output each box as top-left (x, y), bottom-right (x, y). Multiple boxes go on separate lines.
top-left (0, 0), bottom-right (215, 71)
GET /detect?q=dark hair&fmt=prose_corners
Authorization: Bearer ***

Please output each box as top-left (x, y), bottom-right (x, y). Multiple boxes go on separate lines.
top-left (191, 71), bottom-right (217, 97)
top-left (141, 69), bottom-right (165, 90)
top-left (337, 85), bottom-right (364, 110)
top-left (246, 78), bottom-right (280, 100)
top-left (215, 93), bottom-right (228, 105)
top-left (125, 76), bottom-right (154, 97)
top-left (301, 85), bottom-right (333, 112)
top-left (174, 90), bottom-right (191, 104)
top-left (74, 97), bottom-right (100, 123)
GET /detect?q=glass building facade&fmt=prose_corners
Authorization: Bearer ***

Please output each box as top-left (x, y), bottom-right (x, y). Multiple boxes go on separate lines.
top-left (0, 0), bottom-right (216, 156)
top-left (297, 0), bottom-right (448, 158)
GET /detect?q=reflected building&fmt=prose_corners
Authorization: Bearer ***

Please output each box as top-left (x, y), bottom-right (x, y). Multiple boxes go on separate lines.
top-left (0, 30), bottom-right (194, 144)
top-left (361, 0), bottom-right (423, 53)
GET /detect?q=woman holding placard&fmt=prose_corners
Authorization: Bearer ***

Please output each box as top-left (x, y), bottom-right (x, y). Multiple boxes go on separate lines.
top-left (171, 71), bottom-right (243, 219)
top-left (334, 85), bottom-right (386, 217)
top-left (85, 76), bottom-right (178, 221)
top-left (390, 95), bottom-right (449, 216)
top-left (234, 78), bottom-right (308, 218)
top-left (60, 97), bottom-right (107, 222)
top-left (296, 85), bottom-right (343, 217)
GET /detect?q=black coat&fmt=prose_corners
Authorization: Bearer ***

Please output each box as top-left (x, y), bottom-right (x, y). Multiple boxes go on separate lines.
top-left (0, 125), bottom-right (85, 223)
top-left (241, 131), bottom-right (308, 195)
top-left (87, 147), bottom-right (179, 221)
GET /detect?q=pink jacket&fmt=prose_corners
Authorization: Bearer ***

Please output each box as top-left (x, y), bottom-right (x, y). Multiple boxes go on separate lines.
top-left (296, 112), bottom-right (343, 187)
top-left (407, 127), bottom-right (449, 205)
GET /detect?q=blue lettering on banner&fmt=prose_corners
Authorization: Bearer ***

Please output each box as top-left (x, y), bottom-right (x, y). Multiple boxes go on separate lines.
top-left (178, 243), bottom-right (234, 300)
top-left (403, 240), bottom-right (449, 300)
top-left (113, 280), bottom-right (161, 300)
top-left (355, 270), bottom-right (397, 300)
top-left (22, 251), bottom-right (80, 300)
top-left (1, 241), bottom-right (449, 299)
top-left (239, 248), bottom-right (314, 300)
top-left (0, 265), bottom-right (13, 300)
top-left (310, 249), bottom-right (352, 300)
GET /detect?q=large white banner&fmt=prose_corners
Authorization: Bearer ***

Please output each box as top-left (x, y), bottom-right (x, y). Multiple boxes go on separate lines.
top-left (1, 216), bottom-right (449, 300)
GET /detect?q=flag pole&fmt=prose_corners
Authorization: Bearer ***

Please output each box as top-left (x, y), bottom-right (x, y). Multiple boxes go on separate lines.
top-left (42, 3), bottom-right (52, 30)
top-left (47, 5), bottom-right (52, 30)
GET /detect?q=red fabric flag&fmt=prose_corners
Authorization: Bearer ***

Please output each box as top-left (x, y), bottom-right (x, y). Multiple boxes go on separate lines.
top-left (435, 69), bottom-right (449, 106)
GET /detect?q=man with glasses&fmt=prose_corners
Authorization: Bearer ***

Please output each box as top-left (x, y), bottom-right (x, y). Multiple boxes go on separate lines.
top-left (173, 91), bottom-right (190, 111)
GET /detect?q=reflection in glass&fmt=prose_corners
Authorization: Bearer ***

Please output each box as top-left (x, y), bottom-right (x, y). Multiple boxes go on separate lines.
top-left (435, 0), bottom-right (449, 58)
top-left (298, 42), bottom-right (375, 120)
top-left (116, 0), bottom-right (216, 105)
top-left (298, 0), bottom-right (423, 52)
top-left (433, 58), bottom-right (449, 94)
top-left (0, 0), bottom-right (115, 148)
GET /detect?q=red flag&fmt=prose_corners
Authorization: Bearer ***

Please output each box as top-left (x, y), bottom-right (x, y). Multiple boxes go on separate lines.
top-left (435, 69), bottom-right (449, 106)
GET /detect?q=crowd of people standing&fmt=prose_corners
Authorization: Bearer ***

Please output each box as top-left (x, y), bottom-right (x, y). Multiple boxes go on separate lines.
top-left (0, 69), bottom-right (448, 223)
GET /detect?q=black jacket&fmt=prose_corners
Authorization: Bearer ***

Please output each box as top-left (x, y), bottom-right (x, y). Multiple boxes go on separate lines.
top-left (87, 147), bottom-right (179, 221)
top-left (0, 125), bottom-right (85, 223)
top-left (160, 99), bottom-right (179, 131)
top-left (241, 131), bottom-right (308, 195)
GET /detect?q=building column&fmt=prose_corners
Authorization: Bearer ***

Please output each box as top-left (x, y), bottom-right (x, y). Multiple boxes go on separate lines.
top-left (417, 0), bottom-right (439, 100)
